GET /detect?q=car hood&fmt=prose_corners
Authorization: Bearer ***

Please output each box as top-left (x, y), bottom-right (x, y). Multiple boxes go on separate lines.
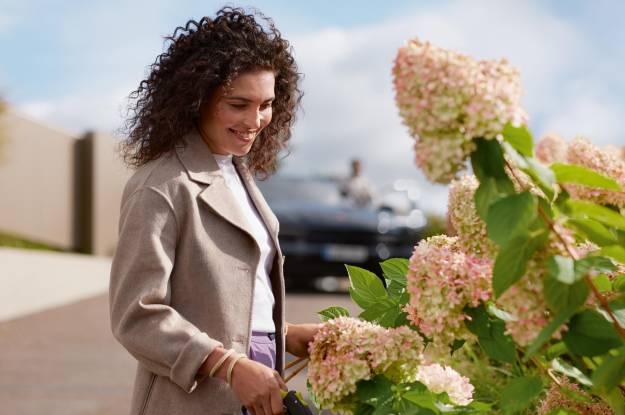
top-left (272, 203), bottom-right (380, 232)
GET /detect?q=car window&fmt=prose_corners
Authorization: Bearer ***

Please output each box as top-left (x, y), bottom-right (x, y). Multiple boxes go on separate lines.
top-left (258, 177), bottom-right (343, 206)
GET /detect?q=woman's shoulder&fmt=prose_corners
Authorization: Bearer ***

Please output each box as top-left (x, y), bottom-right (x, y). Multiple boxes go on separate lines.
top-left (122, 151), bottom-right (195, 204)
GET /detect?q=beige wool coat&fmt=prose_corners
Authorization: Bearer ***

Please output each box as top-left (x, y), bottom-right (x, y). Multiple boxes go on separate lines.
top-left (109, 129), bottom-right (285, 415)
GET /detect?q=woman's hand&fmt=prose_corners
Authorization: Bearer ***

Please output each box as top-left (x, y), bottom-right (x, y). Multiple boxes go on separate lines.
top-left (229, 358), bottom-right (287, 415)
top-left (285, 323), bottom-right (321, 358)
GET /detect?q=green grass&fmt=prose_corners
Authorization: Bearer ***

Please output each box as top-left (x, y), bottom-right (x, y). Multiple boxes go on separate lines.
top-left (0, 231), bottom-right (64, 252)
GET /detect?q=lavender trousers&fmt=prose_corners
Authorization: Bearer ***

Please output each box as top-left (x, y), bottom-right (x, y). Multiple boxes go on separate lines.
top-left (241, 331), bottom-right (277, 414)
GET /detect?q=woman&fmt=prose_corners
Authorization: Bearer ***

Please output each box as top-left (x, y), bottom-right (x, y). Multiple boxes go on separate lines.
top-left (109, 8), bottom-right (318, 415)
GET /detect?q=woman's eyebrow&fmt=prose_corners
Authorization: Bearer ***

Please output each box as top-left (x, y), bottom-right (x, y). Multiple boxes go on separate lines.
top-left (226, 96), bottom-right (275, 103)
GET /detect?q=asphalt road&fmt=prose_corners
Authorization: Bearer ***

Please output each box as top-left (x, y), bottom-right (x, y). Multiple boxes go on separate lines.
top-left (0, 292), bottom-right (359, 414)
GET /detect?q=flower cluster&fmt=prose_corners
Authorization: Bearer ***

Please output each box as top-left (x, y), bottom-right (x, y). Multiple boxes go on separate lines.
top-left (535, 133), bottom-right (567, 164)
top-left (537, 377), bottom-right (612, 415)
top-left (415, 363), bottom-right (474, 406)
top-left (307, 317), bottom-right (424, 414)
top-left (393, 38), bottom-right (526, 183)
top-left (534, 135), bottom-right (625, 206)
top-left (447, 175), bottom-right (498, 257)
top-left (566, 137), bottom-right (625, 207)
top-left (405, 235), bottom-right (492, 353)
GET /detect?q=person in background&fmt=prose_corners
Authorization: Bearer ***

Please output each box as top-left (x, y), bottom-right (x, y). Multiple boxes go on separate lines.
top-left (109, 7), bottom-right (319, 415)
top-left (340, 158), bottom-right (375, 208)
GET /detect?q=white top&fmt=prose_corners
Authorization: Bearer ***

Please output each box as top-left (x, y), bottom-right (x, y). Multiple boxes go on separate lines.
top-left (212, 153), bottom-right (276, 333)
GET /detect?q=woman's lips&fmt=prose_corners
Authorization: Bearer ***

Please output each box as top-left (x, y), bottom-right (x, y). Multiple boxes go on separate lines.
top-left (229, 128), bottom-right (256, 142)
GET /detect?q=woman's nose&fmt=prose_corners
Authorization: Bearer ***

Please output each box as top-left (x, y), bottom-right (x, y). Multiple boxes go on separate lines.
top-left (243, 109), bottom-right (262, 129)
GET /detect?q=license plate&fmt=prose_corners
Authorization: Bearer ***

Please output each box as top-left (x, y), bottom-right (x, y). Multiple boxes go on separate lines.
top-left (322, 244), bottom-right (368, 262)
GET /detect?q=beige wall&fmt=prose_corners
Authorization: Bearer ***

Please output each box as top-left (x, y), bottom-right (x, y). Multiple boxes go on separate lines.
top-left (0, 108), bottom-right (131, 256)
top-left (90, 132), bottom-right (132, 256)
top-left (0, 109), bottom-right (77, 249)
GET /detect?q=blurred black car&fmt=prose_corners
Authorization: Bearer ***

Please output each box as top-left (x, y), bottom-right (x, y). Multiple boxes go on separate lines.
top-left (257, 176), bottom-right (425, 291)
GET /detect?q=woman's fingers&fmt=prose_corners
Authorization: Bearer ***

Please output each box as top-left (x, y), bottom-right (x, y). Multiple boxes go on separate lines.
top-left (274, 371), bottom-right (288, 391)
top-left (269, 385), bottom-right (284, 415)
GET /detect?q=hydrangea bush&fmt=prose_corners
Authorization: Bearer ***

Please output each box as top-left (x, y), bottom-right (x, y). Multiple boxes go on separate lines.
top-left (308, 38), bottom-right (625, 414)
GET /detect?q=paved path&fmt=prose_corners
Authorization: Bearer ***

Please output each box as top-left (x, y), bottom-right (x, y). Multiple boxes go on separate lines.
top-left (0, 290), bottom-right (357, 414)
top-left (0, 247), bottom-right (111, 321)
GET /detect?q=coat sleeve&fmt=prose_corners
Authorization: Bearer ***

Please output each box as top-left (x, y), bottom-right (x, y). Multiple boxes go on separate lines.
top-left (109, 186), bottom-right (222, 393)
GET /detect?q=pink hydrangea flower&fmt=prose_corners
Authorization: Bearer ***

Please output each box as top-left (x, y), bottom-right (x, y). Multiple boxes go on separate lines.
top-left (535, 133), bottom-right (567, 164)
top-left (405, 235), bottom-right (492, 354)
top-left (307, 317), bottom-right (424, 414)
top-left (448, 175), bottom-right (498, 257)
top-left (565, 136), bottom-right (625, 207)
top-left (538, 377), bottom-right (612, 415)
top-left (393, 38), bottom-right (526, 183)
top-left (415, 363), bottom-right (474, 406)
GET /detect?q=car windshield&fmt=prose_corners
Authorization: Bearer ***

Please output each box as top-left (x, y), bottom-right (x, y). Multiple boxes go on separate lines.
top-left (258, 177), bottom-right (344, 206)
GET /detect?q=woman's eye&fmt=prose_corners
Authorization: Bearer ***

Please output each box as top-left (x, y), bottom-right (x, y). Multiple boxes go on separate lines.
top-left (229, 103), bottom-right (246, 109)
top-left (260, 103), bottom-right (272, 110)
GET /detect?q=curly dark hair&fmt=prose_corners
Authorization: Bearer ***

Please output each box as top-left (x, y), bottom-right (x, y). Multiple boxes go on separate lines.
top-left (120, 7), bottom-right (302, 177)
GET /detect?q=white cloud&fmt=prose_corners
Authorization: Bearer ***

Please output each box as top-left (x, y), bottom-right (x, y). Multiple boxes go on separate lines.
top-left (539, 81), bottom-right (625, 146)
top-left (19, 85), bottom-right (133, 137)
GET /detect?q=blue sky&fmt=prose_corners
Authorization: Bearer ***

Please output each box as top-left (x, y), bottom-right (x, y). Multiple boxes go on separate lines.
top-left (1, 0), bottom-right (624, 213)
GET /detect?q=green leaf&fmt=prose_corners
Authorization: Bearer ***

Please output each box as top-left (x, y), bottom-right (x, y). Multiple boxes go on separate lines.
top-left (543, 274), bottom-right (589, 313)
top-left (493, 230), bottom-right (548, 297)
top-left (613, 275), bottom-right (625, 292)
top-left (596, 300), bottom-right (625, 329)
top-left (525, 157), bottom-right (557, 200)
top-left (465, 305), bottom-right (492, 338)
top-left (318, 306), bottom-right (350, 322)
top-left (387, 280), bottom-right (407, 302)
top-left (502, 123), bottom-right (534, 157)
top-left (551, 163), bottom-right (622, 191)
top-left (401, 394), bottom-right (439, 414)
top-left (356, 375), bottom-right (394, 407)
top-left (567, 218), bottom-right (618, 246)
top-left (547, 256), bottom-right (576, 284)
top-left (546, 342), bottom-right (568, 360)
top-left (563, 310), bottom-right (624, 356)
top-left (487, 302), bottom-right (518, 322)
top-left (591, 348), bottom-right (625, 393)
top-left (593, 274), bottom-right (612, 293)
top-left (380, 258), bottom-right (409, 286)
top-left (565, 200), bottom-right (625, 231)
top-left (398, 398), bottom-right (436, 415)
top-left (465, 305), bottom-right (516, 363)
top-left (358, 300), bottom-right (403, 328)
top-left (471, 137), bottom-right (513, 182)
top-left (486, 192), bottom-right (537, 248)
top-left (601, 386), bottom-right (625, 414)
top-left (524, 306), bottom-right (578, 360)
top-left (550, 358), bottom-right (593, 386)
top-left (500, 376), bottom-right (543, 415)
top-left (347, 265), bottom-right (387, 308)
top-left (451, 339), bottom-right (466, 354)
top-left (601, 245), bottom-right (625, 265)
top-left (474, 177), bottom-right (504, 221)
top-left (575, 256), bottom-right (617, 277)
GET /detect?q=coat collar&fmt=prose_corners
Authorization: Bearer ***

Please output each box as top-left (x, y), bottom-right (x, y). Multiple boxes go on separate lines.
top-left (175, 128), bottom-right (279, 245)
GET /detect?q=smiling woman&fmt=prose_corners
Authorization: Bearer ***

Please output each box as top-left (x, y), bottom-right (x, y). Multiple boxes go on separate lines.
top-left (109, 7), bottom-right (318, 415)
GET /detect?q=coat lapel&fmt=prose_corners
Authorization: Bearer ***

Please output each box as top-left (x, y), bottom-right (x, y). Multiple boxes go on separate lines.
top-left (175, 129), bottom-right (255, 241)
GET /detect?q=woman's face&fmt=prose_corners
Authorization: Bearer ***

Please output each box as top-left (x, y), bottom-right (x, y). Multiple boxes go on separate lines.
top-left (198, 69), bottom-right (275, 156)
